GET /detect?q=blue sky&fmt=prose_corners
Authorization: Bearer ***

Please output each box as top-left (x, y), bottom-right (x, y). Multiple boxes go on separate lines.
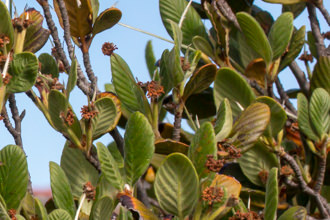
top-left (0, 0), bottom-right (328, 188)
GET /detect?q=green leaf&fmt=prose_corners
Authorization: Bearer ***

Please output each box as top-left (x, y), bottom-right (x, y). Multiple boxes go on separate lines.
top-left (264, 167), bottom-right (278, 220)
top-left (66, 58), bottom-right (77, 100)
top-left (231, 103), bottom-right (270, 150)
top-left (0, 145), bottom-right (28, 210)
top-left (7, 52), bottom-right (38, 93)
top-left (214, 99), bottom-right (233, 142)
top-left (90, 0), bottom-right (99, 23)
top-left (107, 142), bottom-right (124, 168)
top-left (97, 142), bottom-right (123, 190)
top-left (94, 174), bottom-right (117, 202)
top-left (49, 162), bottom-right (76, 218)
top-left (237, 32), bottom-right (260, 68)
top-left (155, 139), bottom-right (189, 155)
top-left (38, 53), bottom-right (59, 78)
top-left (48, 209), bottom-right (72, 220)
top-left (297, 93), bottom-right (319, 141)
top-left (155, 153), bottom-right (199, 219)
top-left (35, 198), bottom-right (48, 220)
top-left (118, 194), bottom-right (159, 220)
top-left (92, 7), bottom-right (122, 36)
top-left (145, 40), bottom-right (157, 79)
top-left (22, 9), bottom-right (50, 53)
top-left (53, 0), bottom-right (92, 38)
top-left (236, 12), bottom-right (273, 64)
top-left (309, 88), bottom-right (330, 139)
top-left (0, 200), bottom-right (10, 220)
top-left (90, 196), bottom-right (113, 220)
top-left (268, 12), bottom-right (293, 60)
top-left (188, 122), bottom-right (217, 179)
top-left (60, 143), bottom-right (99, 199)
top-left (256, 96), bottom-right (287, 137)
top-left (92, 96), bottom-right (121, 139)
top-left (214, 67), bottom-right (256, 117)
top-left (278, 206), bottom-right (307, 220)
top-left (262, 0), bottom-right (305, 4)
top-left (311, 56), bottom-right (330, 94)
top-left (307, 31), bottom-right (318, 58)
top-left (124, 112), bottom-right (155, 186)
top-left (159, 0), bottom-right (208, 47)
top-left (159, 49), bottom-right (174, 96)
top-left (238, 142), bottom-right (279, 187)
top-left (183, 64), bottom-right (217, 100)
top-left (111, 53), bottom-right (148, 114)
top-left (279, 25), bottom-right (305, 70)
top-left (282, 3), bottom-right (306, 19)
top-left (0, 1), bottom-right (14, 51)
top-left (192, 36), bottom-right (215, 60)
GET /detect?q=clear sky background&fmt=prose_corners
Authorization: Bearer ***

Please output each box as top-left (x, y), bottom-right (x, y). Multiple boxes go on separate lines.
top-left (0, 0), bottom-right (328, 189)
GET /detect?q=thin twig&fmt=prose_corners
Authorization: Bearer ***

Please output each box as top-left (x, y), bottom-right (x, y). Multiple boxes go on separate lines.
top-left (316, 3), bottom-right (330, 26)
top-left (280, 150), bottom-right (330, 218)
top-left (85, 148), bottom-right (101, 173)
top-left (313, 138), bottom-right (328, 193)
top-left (289, 61), bottom-right (309, 97)
top-left (172, 104), bottom-right (183, 141)
top-left (56, 0), bottom-right (93, 97)
top-left (82, 51), bottom-right (98, 96)
top-left (307, 3), bottom-right (327, 57)
top-left (136, 179), bottom-right (150, 208)
top-left (109, 127), bottom-right (124, 157)
top-left (275, 78), bottom-right (297, 115)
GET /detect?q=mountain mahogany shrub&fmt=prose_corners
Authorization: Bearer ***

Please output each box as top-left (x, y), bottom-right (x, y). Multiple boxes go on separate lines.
top-left (0, 0), bottom-right (329, 219)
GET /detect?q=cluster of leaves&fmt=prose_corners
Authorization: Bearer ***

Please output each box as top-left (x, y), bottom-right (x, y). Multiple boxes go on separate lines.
top-left (0, 0), bottom-right (329, 219)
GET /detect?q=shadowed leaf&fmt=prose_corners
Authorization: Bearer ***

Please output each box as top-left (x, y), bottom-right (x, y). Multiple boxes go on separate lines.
top-left (278, 206), bottom-right (307, 220)
top-left (48, 209), bottom-right (72, 220)
top-left (264, 167), bottom-right (278, 220)
top-left (214, 99), bottom-right (233, 142)
top-left (38, 53), bottom-right (59, 78)
top-left (90, 196), bottom-right (114, 220)
top-left (145, 40), bottom-right (157, 79)
top-left (0, 1), bottom-right (14, 51)
top-left (155, 139), bottom-right (189, 155)
top-left (92, 7), bottom-right (121, 36)
top-left (311, 56), bottom-right (330, 94)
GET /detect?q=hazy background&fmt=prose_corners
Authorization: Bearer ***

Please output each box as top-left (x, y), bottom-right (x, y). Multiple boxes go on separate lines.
top-left (0, 0), bottom-right (328, 189)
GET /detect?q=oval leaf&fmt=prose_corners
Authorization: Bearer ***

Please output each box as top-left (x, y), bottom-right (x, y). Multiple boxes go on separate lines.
top-left (90, 196), bottom-right (114, 220)
top-left (188, 122), bottom-right (217, 179)
top-left (236, 12), bottom-right (273, 64)
top-left (97, 142), bottom-right (123, 190)
top-left (192, 36), bottom-right (215, 60)
top-left (39, 53), bottom-right (59, 78)
top-left (309, 88), bottom-right (330, 140)
top-left (155, 139), bottom-right (189, 155)
top-left (238, 142), bottom-right (279, 187)
top-left (214, 98), bottom-right (233, 142)
top-left (297, 93), bottom-right (319, 141)
top-left (154, 153), bottom-right (199, 218)
top-left (214, 67), bottom-right (256, 117)
top-left (92, 96), bottom-right (121, 139)
top-left (48, 209), bottom-right (72, 220)
top-left (7, 52), bottom-right (38, 93)
top-left (278, 206), bottom-right (307, 220)
top-left (268, 12), bottom-right (293, 60)
top-left (264, 167), bottom-right (278, 220)
top-left (145, 40), bottom-right (157, 79)
top-left (49, 162), bottom-right (76, 218)
top-left (159, 0), bottom-right (208, 47)
top-left (124, 112), bottom-right (155, 186)
top-left (92, 7), bottom-right (122, 36)
top-left (60, 143), bottom-right (99, 199)
top-left (279, 25), bottom-right (305, 71)
top-left (311, 56), bottom-right (330, 94)
top-left (183, 63), bottom-right (217, 100)
top-left (34, 198), bottom-right (48, 220)
top-left (0, 200), bottom-right (10, 220)
top-left (0, 145), bottom-right (28, 210)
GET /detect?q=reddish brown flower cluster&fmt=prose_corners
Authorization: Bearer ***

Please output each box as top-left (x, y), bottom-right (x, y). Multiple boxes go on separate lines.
top-left (322, 31), bottom-right (330, 40)
top-left (61, 109), bottom-right (75, 126)
top-left (83, 181), bottom-right (96, 201)
top-left (180, 57), bottom-right (190, 71)
top-left (299, 52), bottom-right (313, 62)
top-left (146, 80), bottom-right (165, 99)
top-left (3, 74), bottom-right (12, 85)
top-left (229, 210), bottom-right (263, 220)
top-left (0, 34), bottom-right (10, 48)
top-left (8, 209), bottom-right (16, 220)
top-left (102, 42), bottom-right (118, 56)
top-left (205, 155), bottom-right (224, 172)
top-left (258, 170), bottom-right (269, 185)
top-left (81, 103), bottom-right (98, 120)
top-left (202, 186), bottom-right (224, 205)
top-left (218, 140), bottom-right (241, 159)
top-left (12, 17), bottom-right (33, 32)
top-left (280, 165), bottom-right (293, 176)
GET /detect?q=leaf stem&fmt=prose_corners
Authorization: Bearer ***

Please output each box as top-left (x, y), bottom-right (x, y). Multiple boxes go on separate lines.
top-left (178, 0), bottom-right (193, 28)
top-left (183, 104), bottom-right (197, 132)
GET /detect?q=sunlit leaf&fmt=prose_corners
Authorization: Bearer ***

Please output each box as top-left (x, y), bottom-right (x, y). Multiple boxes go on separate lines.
top-left (155, 153), bottom-right (199, 218)
top-left (214, 67), bottom-right (256, 117)
top-left (236, 12), bottom-right (273, 64)
top-left (34, 198), bottom-right (48, 220)
top-left (49, 162), bottom-right (76, 218)
top-left (92, 7), bottom-right (121, 36)
top-left (188, 122), bottom-right (217, 179)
